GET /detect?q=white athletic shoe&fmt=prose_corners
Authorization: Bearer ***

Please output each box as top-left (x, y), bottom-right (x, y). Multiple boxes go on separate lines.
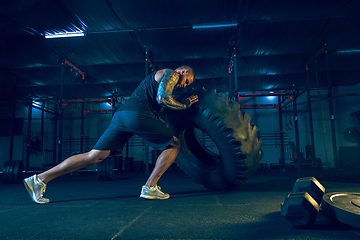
top-left (140, 185), bottom-right (170, 200)
top-left (23, 174), bottom-right (50, 204)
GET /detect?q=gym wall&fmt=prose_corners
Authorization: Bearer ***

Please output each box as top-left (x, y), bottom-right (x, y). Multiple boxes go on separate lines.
top-left (1, 82), bottom-right (360, 170)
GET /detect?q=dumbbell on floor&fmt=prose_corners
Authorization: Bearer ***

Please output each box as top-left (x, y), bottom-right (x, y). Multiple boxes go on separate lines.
top-left (281, 176), bottom-right (325, 227)
top-left (292, 176), bottom-right (325, 204)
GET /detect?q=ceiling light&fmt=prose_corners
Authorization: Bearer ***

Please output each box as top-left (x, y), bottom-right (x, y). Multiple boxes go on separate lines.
top-left (45, 31), bottom-right (85, 39)
top-left (337, 49), bottom-right (360, 54)
top-left (33, 101), bottom-right (42, 107)
top-left (192, 23), bottom-right (237, 29)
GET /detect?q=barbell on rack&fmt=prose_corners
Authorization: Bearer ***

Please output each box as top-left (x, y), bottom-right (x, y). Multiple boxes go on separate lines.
top-left (1, 160), bottom-right (119, 184)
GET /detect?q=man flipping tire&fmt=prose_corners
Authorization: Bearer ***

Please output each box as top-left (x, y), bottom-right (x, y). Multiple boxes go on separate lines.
top-left (23, 66), bottom-right (198, 203)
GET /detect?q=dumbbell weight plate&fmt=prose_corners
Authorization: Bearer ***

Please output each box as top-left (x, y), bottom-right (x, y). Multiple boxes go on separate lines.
top-left (7, 161), bottom-right (14, 184)
top-left (97, 160), bottom-right (114, 181)
top-left (13, 161), bottom-right (23, 184)
top-left (104, 161), bottom-right (109, 181)
top-left (97, 161), bottom-right (104, 181)
top-left (2, 161), bottom-right (7, 183)
top-left (2, 161), bottom-right (25, 184)
top-left (103, 161), bottom-right (108, 180)
top-left (321, 192), bottom-right (360, 229)
top-left (107, 160), bottom-right (113, 180)
top-left (2, 161), bottom-right (10, 184)
top-left (102, 161), bottom-right (106, 180)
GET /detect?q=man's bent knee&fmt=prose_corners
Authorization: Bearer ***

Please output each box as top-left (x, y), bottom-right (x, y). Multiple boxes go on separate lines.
top-left (87, 149), bottom-right (110, 164)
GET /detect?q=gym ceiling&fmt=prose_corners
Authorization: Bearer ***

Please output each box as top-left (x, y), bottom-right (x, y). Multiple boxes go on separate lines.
top-left (1, 0), bottom-right (360, 100)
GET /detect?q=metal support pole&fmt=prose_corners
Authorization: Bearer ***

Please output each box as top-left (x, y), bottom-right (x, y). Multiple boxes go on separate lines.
top-left (52, 110), bottom-right (58, 165)
top-left (80, 75), bottom-right (85, 153)
top-left (292, 91), bottom-right (301, 170)
top-left (25, 97), bottom-right (32, 171)
top-left (145, 51), bottom-right (149, 77)
top-left (9, 78), bottom-right (17, 162)
top-left (40, 101), bottom-right (45, 155)
top-left (328, 88), bottom-right (337, 167)
top-left (111, 92), bottom-right (117, 172)
top-left (57, 62), bottom-right (65, 163)
top-left (305, 64), bottom-right (316, 158)
top-left (111, 93), bottom-right (117, 114)
top-left (125, 141), bottom-right (129, 159)
top-left (80, 102), bottom-right (85, 153)
top-left (9, 99), bottom-right (15, 161)
top-left (68, 136), bottom-right (72, 154)
top-left (278, 96), bottom-right (285, 169)
top-left (229, 73), bottom-right (232, 91)
top-left (324, 47), bottom-right (338, 168)
top-left (145, 51), bottom-right (150, 175)
top-left (233, 47), bottom-right (238, 91)
top-left (228, 48), bottom-right (238, 100)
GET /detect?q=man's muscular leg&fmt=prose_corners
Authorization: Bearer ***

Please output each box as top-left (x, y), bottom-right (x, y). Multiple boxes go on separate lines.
top-left (38, 149), bottom-right (110, 184)
top-left (145, 137), bottom-right (181, 187)
top-left (24, 149), bottom-right (110, 204)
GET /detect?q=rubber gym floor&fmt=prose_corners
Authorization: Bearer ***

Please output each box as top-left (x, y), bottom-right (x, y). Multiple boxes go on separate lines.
top-left (1, 167), bottom-right (360, 240)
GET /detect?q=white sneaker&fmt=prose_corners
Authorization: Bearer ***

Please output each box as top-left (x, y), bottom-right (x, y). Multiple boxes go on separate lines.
top-left (23, 174), bottom-right (50, 204)
top-left (140, 185), bottom-right (170, 200)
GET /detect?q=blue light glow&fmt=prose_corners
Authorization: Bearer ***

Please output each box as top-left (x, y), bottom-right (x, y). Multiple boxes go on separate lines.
top-left (33, 101), bottom-right (42, 107)
top-left (337, 49), bottom-right (360, 54)
top-left (259, 69), bottom-right (277, 75)
top-left (192, 23), bottom-right (237, 29)
top-left (254, 50), bottom-right (270, 55)
top-left (45, 31), bottom-right (85, 39)
top-left (266, 91), bottom-right (276, 100)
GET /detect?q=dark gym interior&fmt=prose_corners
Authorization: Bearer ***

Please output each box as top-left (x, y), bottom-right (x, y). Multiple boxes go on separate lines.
top-left (1, 1), bottom-right (360, 239)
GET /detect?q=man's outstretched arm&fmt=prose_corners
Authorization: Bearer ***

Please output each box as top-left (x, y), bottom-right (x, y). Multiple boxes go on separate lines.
top-left (156, 69), bottom-right (198, 110)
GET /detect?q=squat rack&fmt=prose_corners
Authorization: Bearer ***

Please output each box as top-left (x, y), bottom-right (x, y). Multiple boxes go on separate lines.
top-left (13, 53), bottom-right (157, 174)
top-left (227, 44), bottom-right (343, 170)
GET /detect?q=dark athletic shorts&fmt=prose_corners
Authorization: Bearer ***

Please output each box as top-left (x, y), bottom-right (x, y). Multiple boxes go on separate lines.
top-left (93, 110), bottom-right (175, 153)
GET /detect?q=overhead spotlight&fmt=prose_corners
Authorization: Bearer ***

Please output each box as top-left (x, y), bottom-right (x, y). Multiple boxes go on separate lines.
top-left (337, 49), bottom-right (360, 54)
top-left (192, 23), bottom-right (237, 29)
top-left (33, 101), bottom-right (42, 107)
top-left (267, 91), bottom-right (276, 100)
top-left (45, 31), bottom-right (85, 39)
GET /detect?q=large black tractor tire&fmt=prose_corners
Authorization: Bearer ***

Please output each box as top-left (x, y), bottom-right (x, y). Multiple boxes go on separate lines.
top-left (165, 89), bottom-right (263, 191)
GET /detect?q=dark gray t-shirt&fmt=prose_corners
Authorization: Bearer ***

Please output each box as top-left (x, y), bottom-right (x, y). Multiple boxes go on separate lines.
top-left (118, 72), bottom-right (162, 113)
